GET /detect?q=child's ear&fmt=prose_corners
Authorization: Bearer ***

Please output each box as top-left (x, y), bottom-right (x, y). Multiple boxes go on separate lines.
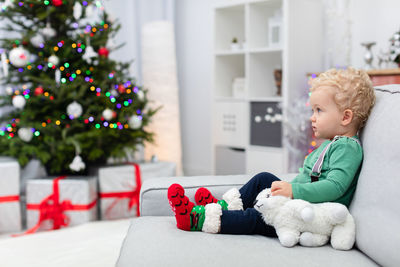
top-left (341, 109), bottom-right (354, 126)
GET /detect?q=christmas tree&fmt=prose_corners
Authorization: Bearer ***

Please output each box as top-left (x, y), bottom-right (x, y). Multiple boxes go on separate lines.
top-left (0, 0), bottom-right (157, 175)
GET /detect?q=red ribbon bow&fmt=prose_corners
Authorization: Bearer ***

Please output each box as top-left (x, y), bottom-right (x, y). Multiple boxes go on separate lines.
top-left (18, 176), bottom-right (96, 236)
top-left (0, 195), bottom-right (19, 203)
top-left (99, 163), bottom-right (142, 218)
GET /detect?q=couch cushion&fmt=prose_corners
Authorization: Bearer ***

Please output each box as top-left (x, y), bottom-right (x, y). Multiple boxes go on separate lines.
top-left (140, 173), bottom-right (298, 216)
top-left (350, 84), bottom-right (400, 267)
top-left (116, 216), bottom-right (378, 267)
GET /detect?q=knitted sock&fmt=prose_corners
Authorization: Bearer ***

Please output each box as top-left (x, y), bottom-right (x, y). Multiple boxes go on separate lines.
top-left (168, 183), bottom-right (205, 231)
top-left (195, 187), bottom-right (228, 210)
top-left (195, 187), bottom-right (218, 205)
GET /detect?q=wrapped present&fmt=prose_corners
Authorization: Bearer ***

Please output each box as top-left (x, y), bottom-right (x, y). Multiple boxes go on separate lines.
top-left (0, 158), bottom-right (22, 233)
top-left (99, 161), bottom-right (176, 220)
top-left (25, 176), bottom-right (97, 234)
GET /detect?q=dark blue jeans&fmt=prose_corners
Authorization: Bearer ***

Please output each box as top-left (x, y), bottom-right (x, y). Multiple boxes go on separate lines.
top-left (219, 172), bottom-right (280, 237)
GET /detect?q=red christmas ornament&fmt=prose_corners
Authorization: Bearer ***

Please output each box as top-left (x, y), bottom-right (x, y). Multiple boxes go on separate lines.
top-left (34, 86), bottom-right (44, 96)
top-left (98, 47), bottom-right (109, 58)
top-left (52, 0), bottom-right (63, 6)
top-left (118, 84), bottom-right (126, 94)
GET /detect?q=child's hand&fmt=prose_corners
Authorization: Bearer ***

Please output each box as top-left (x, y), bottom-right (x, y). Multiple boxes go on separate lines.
top-left (271, 181), bottom-right (293, 198)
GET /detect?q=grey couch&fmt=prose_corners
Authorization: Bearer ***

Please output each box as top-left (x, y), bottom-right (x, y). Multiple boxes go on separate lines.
top-left (117, 84), bottom-right (400, 267)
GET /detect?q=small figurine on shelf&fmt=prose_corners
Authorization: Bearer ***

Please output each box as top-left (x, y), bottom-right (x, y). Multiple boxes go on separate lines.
top-left (389, 28), bottom-right (400, 67)
top-left (230, 37), bottom-right (240, 51)
top-left (274, 69), bottom-right (282, 96)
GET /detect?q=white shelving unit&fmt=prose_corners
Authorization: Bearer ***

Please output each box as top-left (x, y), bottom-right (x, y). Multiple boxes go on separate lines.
top-left (212, 0), bottom-right (324, 175)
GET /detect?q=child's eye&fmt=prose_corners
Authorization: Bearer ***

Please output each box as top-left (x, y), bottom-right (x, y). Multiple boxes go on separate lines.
top-left (316, 108), bottom-right (321, 112)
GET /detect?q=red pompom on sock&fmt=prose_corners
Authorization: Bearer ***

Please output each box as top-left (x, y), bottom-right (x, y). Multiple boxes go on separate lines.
top-left (168, 184), bottom-right (194, 231)
top-left (195, 187), bottom-right (218, 206)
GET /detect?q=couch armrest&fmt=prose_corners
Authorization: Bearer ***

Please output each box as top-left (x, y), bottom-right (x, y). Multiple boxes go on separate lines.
top-left (139, 173), bottom-right (298, 216)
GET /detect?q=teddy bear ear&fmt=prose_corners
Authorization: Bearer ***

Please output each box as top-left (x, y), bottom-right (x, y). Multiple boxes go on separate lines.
top-left (266, 188), bottom-right (271, 198)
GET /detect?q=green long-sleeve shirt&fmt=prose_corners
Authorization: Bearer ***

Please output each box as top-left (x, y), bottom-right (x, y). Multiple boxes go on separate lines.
top-left (291, 136), bottom-right (363, 207)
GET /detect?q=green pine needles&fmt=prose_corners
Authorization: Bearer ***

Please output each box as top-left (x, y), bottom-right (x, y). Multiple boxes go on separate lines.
top-left (0, 0), bottom-right (158, 175)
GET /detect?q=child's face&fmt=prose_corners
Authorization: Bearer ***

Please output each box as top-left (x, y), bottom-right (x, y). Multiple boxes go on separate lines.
top-left (309, 87), bottom-right (343, 140)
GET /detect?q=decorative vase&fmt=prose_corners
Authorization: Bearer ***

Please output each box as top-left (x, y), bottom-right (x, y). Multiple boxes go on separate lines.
top-left (361, 42), bottom-right (376, 70)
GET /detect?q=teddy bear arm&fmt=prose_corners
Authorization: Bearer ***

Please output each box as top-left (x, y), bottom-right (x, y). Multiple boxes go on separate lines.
top-left (330, 214), bottom-right (356, 250)
top-left (275, 227), bottom-right (301, 248)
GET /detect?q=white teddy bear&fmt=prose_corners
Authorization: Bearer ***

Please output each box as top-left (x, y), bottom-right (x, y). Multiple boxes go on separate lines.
top-left (254, 189), bottom-right (355, 250)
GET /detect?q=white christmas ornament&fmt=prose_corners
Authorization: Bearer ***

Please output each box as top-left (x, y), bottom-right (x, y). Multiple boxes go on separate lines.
top-left (106, 38), bottom-right (116, 50)
top-left (73, 2), bottom-right (82, 20)
top-left (30, 34), bottom-right (45, 48)
top-left (18, 127), bottom-right (33, 142)
top-left (12, 95), bottom-right (26, 109)
top-left (110, 89), bottom-right (119, 97)
top-left (55, 69), bottom-right (61, 84)
top-left (82, 45), bottom-right (97, 64)
top-left (85, 3), bottom-right (94, 17)
top-left (67, 101), bottom-right (83, 118)
top-left (9, 47), bottom-right (30, 67)
top-left (1, 52), bottom-right (9, 77)
top-left (48, 55), bottom-right (59, 66)
top-left (102, 108), bottom-right (114, 121)
top-left (41, 23), bottom-right (56, 39)
top-left (5, 86), bottom-right (13, 95)
top-left (69, 155), bottom-right (86, 172)
top-left (136, 90), bottom-right (145, 101)
top-left (128, 115), bottom-right (142, 129)
top-left (1, 0), bottom-right (13, 10)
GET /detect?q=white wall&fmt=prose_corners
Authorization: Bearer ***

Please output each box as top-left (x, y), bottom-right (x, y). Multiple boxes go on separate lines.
top-left (175, 0), bottom-right (214, 175)
top-left (350, 0), bottom-right (400, 68)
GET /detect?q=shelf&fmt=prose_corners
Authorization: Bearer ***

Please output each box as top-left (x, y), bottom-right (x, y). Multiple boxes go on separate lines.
top-left (214, 54), bottom-right (245, 97)
top-left (214, 1), bottom-right (246, 10)
top-left (248, 96), bottom-right (282, 102)
top-left (214, 4), bottom-right (245, 51)
top-left (212, 0), bottom-right (324, 175)
top-left (248, 51), bottom-right (282, 98)
top-left (215, 96), bottom-right (283, 102)
top-left (215, 96), bottom-right (246, 102)
top-left (248, 0), bottom-right (283, 49)
top-left (249, 47), bottom-right (282, 53)
top-left (214, 144), bottom-right (246, 150)
top-left (215, 50), bottom-right (246, 56)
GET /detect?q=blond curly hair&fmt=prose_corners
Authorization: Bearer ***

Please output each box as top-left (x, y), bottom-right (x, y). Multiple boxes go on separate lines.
top-left (310, 67), bottom-right (376, 129)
